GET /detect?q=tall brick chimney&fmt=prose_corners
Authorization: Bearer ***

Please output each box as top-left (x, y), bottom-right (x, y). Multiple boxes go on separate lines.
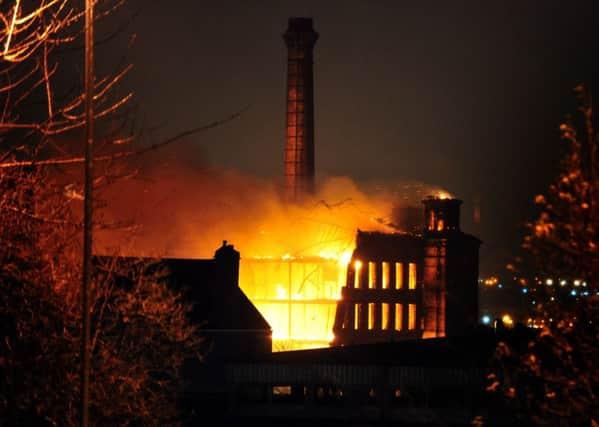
top-left (283, 17), bottom-right (318, 202)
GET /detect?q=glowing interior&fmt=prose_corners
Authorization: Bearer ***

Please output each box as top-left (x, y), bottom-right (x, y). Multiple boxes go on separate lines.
top-left (240, 249), bottom-right (352, 351)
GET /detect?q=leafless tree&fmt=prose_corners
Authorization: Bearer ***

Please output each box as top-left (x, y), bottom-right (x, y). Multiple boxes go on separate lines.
top-left (0, 2), bottom-right (204, 425)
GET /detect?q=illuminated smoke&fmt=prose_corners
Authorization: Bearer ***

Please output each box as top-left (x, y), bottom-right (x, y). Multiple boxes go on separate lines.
top-left (95, 156), bottom-right (450, 259)
top-left (93, 147), bottom-right (451, 349)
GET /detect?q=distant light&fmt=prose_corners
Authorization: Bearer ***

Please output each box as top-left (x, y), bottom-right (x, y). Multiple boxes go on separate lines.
top-left (546, 279), bottom-right (553, 286)
top-left (570, 290), bottom-right (577, 296)
top-left (550, 296), bottom-right (555, 301)
top-left (522, 288), bottom-right (528, 294)
top-left (481, 315), bottom-right (491, 325)
top-left (573, 280), bottom-right (581, 287)
top-left (532, 300), bottom-right (536, 305)
top-left (582, 282), bottom-right (587, 287)
top-left (560, 280), bottom-right (567, 286)
top-left (582, 291), bottom-right (589, 296)
top-left (501, 314), bottom-right (514, 326)
top-left (498, 284), bottom-right (503, 289)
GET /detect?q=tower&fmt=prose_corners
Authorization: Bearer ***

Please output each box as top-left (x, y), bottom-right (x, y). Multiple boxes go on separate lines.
top-left (283, 17), bottom-right (318, 202)
top-left (422, 197), bottom-right (480, 338)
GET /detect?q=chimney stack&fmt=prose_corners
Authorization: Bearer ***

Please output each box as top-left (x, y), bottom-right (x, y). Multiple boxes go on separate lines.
top-left (283, 17), bottom-right (318, 202)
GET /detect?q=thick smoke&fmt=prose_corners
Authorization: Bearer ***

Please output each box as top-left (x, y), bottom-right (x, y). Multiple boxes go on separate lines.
top-left (93, 146), bottom-right (451, 259)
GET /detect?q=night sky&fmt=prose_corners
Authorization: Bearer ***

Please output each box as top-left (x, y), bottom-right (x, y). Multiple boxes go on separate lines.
top-left (102, 1), bottom-right (597, 276)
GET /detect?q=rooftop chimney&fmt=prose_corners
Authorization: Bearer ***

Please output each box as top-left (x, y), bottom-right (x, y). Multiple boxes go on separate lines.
top-left (283, 17), bottom-right (319, 202)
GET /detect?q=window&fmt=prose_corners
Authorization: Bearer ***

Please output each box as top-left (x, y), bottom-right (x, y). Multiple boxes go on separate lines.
top-left (428, 211), bottom-right (436, 231)
top-left (395, 304), bottom-right (402, 331)
top-left (382, 262), bottom-right (390, 289)
top-left (368, 303), bottom-right (376, 330)
top-left (408, 263), bottom-right (417, 289)
top-left (408, 304), bottom-right (417, 330)
top-left (354, 260), bottom-right (362, 289)
top-left (382, 303), bottom-right (390, 330)
top-left (354, 304), bottom-right (360, 330)
top-left (273, 386), bottom-right (292, 396)
top-left (368, 262), bottom-right (376, 289)
top-left (436, 218), bottom-right (444, 231)
top-left (395, 263), bottom-right (403, 289)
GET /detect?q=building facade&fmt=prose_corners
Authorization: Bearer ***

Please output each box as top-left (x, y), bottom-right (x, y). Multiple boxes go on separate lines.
top-left (333, 197), bottom-right (481, 346)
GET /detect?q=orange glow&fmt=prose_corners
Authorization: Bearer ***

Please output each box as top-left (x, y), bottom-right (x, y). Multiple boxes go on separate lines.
top-left (483, 276), bottom-right (499, 287)
top-left (381, 262), bottom-right (390, 289)
top-left (240, 244), bottom-right (355, 350)
top-left (382, 302), bottom-right (390, 329)
top-left (354, 260), bottom-right (362, 289)
top-left (395, 262), bottom-right (403, 289)
top-left (368, 303), bottom-right (375, 330)
top-left (395, 304), bottom-right (403, 331)
top-left (408, 262), bottom-right (417, 289)
top-left (408, 304), bottom-right (417, 330)
top-left (436, 218), bottom-right (444, 231)
top-left (94, 169), bottom-right (452, 352)
top-left (368, 262), bottom-right (376, 289)
top-left (501, 314), bottom-right (514, 327)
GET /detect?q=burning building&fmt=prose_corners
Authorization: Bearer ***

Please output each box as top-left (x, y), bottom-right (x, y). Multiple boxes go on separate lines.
top-left (238, 210), bottom-right (355, 351)
top-left (332, 197), bottom-right (481, 346)
top-left (233, 18), bottom-right (481, 352)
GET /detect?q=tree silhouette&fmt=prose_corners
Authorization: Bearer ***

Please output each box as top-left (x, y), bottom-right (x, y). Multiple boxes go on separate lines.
top-left (0, 2), bottom-right (203, 425)
top-left (491, 87), bottom-right (598, 426)
top-left (522, 86), bottom-right (598, 286)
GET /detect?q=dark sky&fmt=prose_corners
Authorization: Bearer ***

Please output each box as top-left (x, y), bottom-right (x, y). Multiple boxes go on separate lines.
top-left (102, 0), bottom-right (597, 276)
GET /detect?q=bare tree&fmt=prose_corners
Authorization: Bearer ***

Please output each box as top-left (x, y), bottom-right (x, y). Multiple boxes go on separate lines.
top-left (0, 2), bottom-right (204, 425)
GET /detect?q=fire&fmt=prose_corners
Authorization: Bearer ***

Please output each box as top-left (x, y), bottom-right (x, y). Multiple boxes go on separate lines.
top-left (93, 162), bottom-right (454, 352)
top-left (239, 246), bottom-right (354, 351)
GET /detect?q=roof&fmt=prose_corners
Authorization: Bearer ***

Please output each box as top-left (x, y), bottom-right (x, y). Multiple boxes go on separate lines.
top-left (264, 331), bottom-right (501, 368)
top-left (93, 255), bottom-right (271, 333)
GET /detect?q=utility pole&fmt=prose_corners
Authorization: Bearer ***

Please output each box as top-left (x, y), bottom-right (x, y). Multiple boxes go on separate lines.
top-left (81, 0), bottom-right (94, 425)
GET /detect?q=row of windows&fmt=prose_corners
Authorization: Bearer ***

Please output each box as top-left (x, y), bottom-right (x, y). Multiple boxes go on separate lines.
top-left (354, 261), bottom-right (417, 290)
top-left (269, 385), bottom-right (426, 407)
top-left (352, 303), bottom-right (417, 331)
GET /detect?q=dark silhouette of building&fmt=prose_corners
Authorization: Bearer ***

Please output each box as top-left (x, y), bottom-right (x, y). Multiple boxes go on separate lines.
top-left (391, 204), bottom-right (424, 233)
top-left (223, 332), bottom-right (506, 426)
top-left (95, 241), bottom-right (272, 362)
top-left (283, 17), bottom-right (318, 202)
top-left (332, 197), bottom-right (481, 346)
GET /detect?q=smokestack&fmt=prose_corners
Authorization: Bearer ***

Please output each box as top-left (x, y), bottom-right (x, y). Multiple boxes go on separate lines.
top-left (283, 17), bottom-right (319, 202)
